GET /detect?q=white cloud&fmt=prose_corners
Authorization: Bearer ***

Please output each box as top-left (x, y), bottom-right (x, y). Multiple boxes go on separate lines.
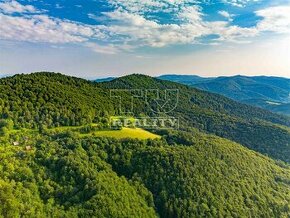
top-left (0, 14), bottom-right (103, 43)
top-left (108, 0), bottom-right (164, 12)
top-left (85, 42), bottom-right (120, 54)
top-left (256, 5), bottom-right (290, 33)
top-left (222, 0), bottom-right (260, 8)
top-left (0, 1), bottom-right (111, 54)
top-left (102, 8), bottom-right (209, 47)
top-left (0, 0), bottom-right (39, 14)
top-left (85, 41), bottom-right (135, 54)
top-left (209, 21), bottom-right (258, 42)
top-left (178, 5), bottom-right (203, 23)
top-left (109, 0), bottom-right (260, 11)
top-left (55, 4), bottom-right (63, 9)
top-left (218, 10), bottom-right (234, 21)
top-left (108, 0), bottom-right (198, 13)
top-left (100, 7), bottom-right (260, 48)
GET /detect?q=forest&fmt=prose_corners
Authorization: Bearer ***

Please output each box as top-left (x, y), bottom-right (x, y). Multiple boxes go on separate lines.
top-left (0, 72), bottom-right (290, 217)
top-left (1, 128), bottom-right (290, 217)
top-left (0, 72), bottom-right (289, 162)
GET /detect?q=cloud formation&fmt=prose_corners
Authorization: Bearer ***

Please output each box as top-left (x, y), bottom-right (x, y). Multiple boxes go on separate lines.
top-left (100, 5), bottom-right (259, 48)
top-left (222, 0), bottom-right (260, 8)
top-left (102, 7), bottom-right (208, 47)
top-left (0, 14), bottom-right (103, 43)
top-left (0, 0), bottom-right (39, 14)
top-left (218, 10), bottom-right (234, 21)
top-left (0, 0), bottom-right (290, 54)
top-left (256, 5), bottom-right (290, 33)
top-left (108, 0), bottom-right (197, 13)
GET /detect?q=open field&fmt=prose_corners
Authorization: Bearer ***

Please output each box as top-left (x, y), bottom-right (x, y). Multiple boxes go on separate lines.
top-left (81, 127), bottom-right (161, 140)
top-left (3, 126), bottom-right (161, 140)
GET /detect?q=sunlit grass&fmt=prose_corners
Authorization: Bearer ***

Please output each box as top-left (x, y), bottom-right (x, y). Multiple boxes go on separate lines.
top-left (82, 127), bottom-right (161, 140)
top-left (3, 123), bottom-right (161, 140)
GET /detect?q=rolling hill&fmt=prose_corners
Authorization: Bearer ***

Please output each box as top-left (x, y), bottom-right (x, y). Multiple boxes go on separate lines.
top-left (1, 125), bottom-right (290, 217)
top-left (0, 72), bottom-right (290, 163)
top-left (97, 74), bottom-right (290, 115)
top-left (158, 74), bottom-right (290, 116)
top-left (101, 74), bottom-right (290, 163)
top-left (1, 72), bottom-right (290, 217)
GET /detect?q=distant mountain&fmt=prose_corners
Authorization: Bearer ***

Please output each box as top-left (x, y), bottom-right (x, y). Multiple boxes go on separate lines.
top-left (158, 74), bottom-right (290, 116)
top-left (158, 74), bottom-right (213, 84)
top-left (95, 77), bottom-right (115, 82)
top-left (0, 74), bottom-right (13, 78)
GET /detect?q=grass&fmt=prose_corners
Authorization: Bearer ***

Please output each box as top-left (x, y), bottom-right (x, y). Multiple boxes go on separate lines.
top-left (82, 127), bottom-right (161, 140)
top-left (3, 122), bottom-right (161, 140)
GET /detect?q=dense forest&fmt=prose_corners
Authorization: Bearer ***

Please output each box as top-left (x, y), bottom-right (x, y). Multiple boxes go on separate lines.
top-left (0, 128), bottom-right (290, 217)
top-left (0, 72), bottom-right (290, 217)
top-left (0, 73), bottom-right (289, 162)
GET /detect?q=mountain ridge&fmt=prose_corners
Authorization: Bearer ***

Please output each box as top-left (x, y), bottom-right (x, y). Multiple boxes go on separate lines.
top-left (0, 72), bottom-right (290, 163)
top-left (158, 74), bottom-right (290, 115)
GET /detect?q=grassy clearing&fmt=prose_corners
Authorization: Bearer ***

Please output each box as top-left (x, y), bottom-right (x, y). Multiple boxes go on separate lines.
top-left (3, 123), bottom-right (161, 140)
top-left (82, 127), bottom-right (161, 140)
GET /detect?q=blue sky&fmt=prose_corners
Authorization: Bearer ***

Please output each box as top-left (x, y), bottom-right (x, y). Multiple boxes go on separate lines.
top-left (0, 0), bottom-right (290, 78)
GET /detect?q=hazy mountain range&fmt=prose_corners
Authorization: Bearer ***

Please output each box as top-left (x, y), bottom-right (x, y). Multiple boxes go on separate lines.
top-left (158, 75), bottom-right (290, 116)
top-left (95, 74), bottom-right (290, 116)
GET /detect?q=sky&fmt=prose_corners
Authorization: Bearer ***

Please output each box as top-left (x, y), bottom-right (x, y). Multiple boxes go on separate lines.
top-left (0, 0), bottom-right (290, 79)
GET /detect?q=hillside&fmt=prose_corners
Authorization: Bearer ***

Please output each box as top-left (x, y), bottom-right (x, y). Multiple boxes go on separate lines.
top-left (0, 131), bottom-right (157, 217)
top-left (0, 72), bottom-right (116, 128)
top-left (1, 127), bottom-right (290, 217)
top-left (158, 74), bottom-right (290, 116)
top-left (243, 99), bottom-right (290, 116)
top-left (0, 72), bottom-right (290, 163)
top-left (101, 74), bottom-right (290, 163)
top-left (1, 72), bottom-right (290, 217)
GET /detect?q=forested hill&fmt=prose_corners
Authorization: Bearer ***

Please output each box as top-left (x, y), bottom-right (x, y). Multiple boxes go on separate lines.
top-left (101, 74), bottom-right (290, 162)
top-left (158, 74), bottom-right (290, 116)
top-left (1, 128), bottom-right (290, 217)
top-left (102, 74), bottom-right (290, 126)
top-left (0, 72), bottom-right (117, 128)
top-left (0, 72), bottom-right (290, 163)
top-left (1, 72), bottom-right (290, 217)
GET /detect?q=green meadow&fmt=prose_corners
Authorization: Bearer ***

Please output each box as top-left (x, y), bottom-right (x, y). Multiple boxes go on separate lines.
top-left (82, 127), bottom-right (161, 139)
top-left (3, 125), bottom-right (160, 140)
